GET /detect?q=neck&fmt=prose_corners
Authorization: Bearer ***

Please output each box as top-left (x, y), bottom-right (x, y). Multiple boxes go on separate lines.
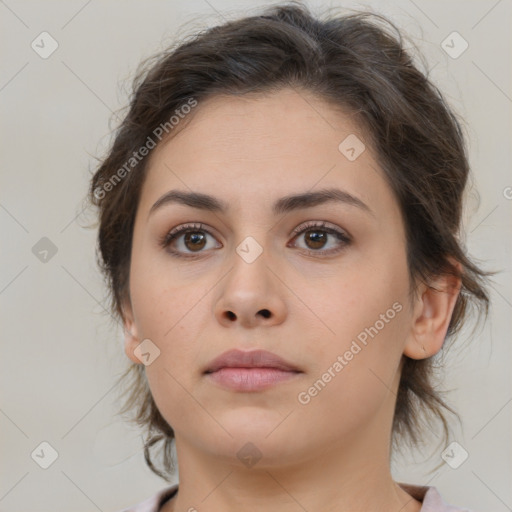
top-left (162, 428), bottom-right (421, 512)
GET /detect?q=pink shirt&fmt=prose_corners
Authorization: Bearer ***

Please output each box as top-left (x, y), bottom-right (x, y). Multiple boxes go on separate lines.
top-left (117, 482), bottom-right (474, 511)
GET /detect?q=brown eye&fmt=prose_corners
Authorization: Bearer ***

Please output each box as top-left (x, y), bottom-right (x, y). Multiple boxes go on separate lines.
top-left (160, 223), bottom-right (221, 258)
top-left (304, 229), bottom-right (328, 250)
top-left (183, 231), bottom-right (207, 251)
top-left (290, 221), bottom-right (351, 256)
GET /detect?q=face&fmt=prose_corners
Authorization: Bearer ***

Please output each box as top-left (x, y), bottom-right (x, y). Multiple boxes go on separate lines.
top-left (123, 88), bottom-right (421, 467)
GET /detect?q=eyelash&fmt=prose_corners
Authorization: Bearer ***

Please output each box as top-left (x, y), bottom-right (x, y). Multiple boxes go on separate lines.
top-left (159, 221), bottom-right (351, 259)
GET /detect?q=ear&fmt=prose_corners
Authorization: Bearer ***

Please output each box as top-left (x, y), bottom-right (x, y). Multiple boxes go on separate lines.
top-left (121, 297), bottom-right (142, 364)
top-left (403, 261), bottom-right (462, 360)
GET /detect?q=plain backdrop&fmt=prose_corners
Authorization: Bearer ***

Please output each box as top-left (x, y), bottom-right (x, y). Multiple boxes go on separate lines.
top-left (1, 1), bottom-right (510, 511)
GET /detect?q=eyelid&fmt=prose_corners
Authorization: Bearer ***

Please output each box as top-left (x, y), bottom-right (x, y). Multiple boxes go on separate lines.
top-left (290, 220), bottom-right (351, 240)
top-left (159, 222), bottom-right (218, 247)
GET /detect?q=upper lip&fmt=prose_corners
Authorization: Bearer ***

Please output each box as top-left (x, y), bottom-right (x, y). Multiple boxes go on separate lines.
top-left (204, 349), bottom-right (301, 373)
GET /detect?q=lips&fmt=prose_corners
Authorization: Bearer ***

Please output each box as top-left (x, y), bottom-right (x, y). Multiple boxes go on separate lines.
top-left (203, 349), bottom-right (301, 374)
top-left (203, 349), bottom-right (302, 392)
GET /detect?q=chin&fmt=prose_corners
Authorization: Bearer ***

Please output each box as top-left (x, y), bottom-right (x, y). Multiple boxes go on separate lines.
top-left (204, 434), bottom-right (305, 470)
top-left (200, 416), bottom-right (305, 461)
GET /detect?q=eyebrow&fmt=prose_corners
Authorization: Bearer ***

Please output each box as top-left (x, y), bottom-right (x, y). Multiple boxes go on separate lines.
top-left (148, 187), bottom-right (374, 218)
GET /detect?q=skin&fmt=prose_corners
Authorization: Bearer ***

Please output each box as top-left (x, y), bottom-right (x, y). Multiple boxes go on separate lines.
top-left (122, 87), bottom-right (461, 512)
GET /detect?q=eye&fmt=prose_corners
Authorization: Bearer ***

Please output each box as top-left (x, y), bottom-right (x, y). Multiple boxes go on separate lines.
top-left (159, 223), bottom-right (221, 258)
top-left (289, 221), bottom-right (351, 256)
top-left (159, 220), bottom-right (351, 259)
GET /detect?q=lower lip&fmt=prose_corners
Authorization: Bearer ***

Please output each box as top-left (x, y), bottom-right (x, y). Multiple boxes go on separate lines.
top-left (205, 367), bottom-right (301, 391)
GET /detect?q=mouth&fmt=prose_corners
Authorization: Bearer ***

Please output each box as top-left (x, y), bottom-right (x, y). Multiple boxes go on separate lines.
top-left (204, 367), bottom-right (302, 392)
top-left (203, 349), bottom-right (302, 392)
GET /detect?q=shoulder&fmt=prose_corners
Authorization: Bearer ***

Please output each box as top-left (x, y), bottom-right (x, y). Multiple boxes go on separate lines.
top-left (114, 484), bottom-right (178, 512)
top-left (398, 482), bottom-right (475, 512)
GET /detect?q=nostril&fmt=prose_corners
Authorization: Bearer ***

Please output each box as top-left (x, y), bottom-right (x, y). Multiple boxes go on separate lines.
top-left (258, 309), bottom-right (271, 318)
top-left (225, 311), bottom-right (236, 321)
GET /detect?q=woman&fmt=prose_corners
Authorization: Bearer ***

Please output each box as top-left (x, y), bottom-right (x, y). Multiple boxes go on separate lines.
top-left (89, 3), bottom-right (489, 511)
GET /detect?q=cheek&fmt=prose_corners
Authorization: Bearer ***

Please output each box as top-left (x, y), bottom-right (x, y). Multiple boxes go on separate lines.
top-left (130, 266), bottom-right (210, 432)
top-left (128, 265), bottom-right (216, 421)
top-left (296, 247), bottom-right (410, 401)
top-left (301, 253), bottom-right (408, 349)
top-left (294, 296), bottom-right (408, 439)
top-left (130, 241), bottom-right (209, 339)
top-left (294, 357), bottom-right (398, 443)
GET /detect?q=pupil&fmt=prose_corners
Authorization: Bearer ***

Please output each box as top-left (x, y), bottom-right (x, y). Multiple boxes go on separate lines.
top-left (185, 232), bottom-right (206, 251)
top-left (307, 230), bottom-right (326, 249)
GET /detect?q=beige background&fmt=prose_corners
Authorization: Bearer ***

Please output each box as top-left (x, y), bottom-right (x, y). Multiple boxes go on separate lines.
top-left (1, 0), bottom-right (510, 511)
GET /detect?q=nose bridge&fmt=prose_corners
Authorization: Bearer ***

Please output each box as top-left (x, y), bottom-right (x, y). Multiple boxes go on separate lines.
top-left (229, 231), bottom-right (274, 297)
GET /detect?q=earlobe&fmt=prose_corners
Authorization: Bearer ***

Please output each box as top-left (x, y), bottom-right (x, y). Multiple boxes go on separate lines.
top-left (121, 299), bottom-right (142, 365)
top-left (404, 265), bottom-right (462, 360)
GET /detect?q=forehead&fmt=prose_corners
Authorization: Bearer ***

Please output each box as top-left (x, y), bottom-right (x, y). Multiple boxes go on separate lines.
top-left (138, 88), bottom-right (397, 220)
top-left (157, 88), bottom-right (363, 159)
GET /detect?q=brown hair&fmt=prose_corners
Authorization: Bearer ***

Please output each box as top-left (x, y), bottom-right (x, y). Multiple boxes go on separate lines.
top-left (88, 1), bottom-right (491, 480)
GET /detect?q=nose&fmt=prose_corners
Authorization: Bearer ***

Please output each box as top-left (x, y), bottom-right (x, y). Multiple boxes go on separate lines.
top-left (213, 248), bottom-right (287, 329)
